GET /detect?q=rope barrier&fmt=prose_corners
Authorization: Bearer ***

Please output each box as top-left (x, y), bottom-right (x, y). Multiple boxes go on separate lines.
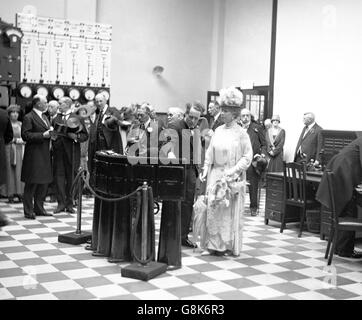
top-left (70, 168), bottom-right (142, 203)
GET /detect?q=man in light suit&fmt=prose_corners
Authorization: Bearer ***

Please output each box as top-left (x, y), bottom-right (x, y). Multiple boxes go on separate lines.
top-left (294, 112), bottom-right (323, 164)
top-left (21, 95), bottom-right (53, 219)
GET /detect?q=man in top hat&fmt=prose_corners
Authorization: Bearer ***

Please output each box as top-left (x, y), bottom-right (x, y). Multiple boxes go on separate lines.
top-left (21, 95), bottom-right (53, 219)
top-left (239, 108), bottom-right (267, 216)
top-left (52, 97), bottom-right (88, 214)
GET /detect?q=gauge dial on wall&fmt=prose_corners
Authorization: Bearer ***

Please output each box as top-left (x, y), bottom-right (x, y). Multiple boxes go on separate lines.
top-left (69, 88), bottom-right (80, 100)
top-left (84, 88), bottom-right (95, 101)
top-left (19, 84), bottom-right (32, 98)
top-left (52, 87), bottom-right (65, 99)
top-left (36, 86), bottom-right (48, 97)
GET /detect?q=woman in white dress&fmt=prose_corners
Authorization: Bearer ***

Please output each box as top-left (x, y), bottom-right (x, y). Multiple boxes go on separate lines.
top-left (199, 87), bottom-right (252, 256)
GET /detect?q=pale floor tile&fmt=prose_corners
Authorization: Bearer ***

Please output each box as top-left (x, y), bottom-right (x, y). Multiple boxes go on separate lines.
top-left (63, 268), bottom-right (100, 279)
top-left (338, 272), bottom-right (362, 283)
top-left (165, 266), bottom-right (199, 277)
top-left (0, 275), bottom-right (38, 288)
top-left (80, 259), bottom-right (115, 268)
top-left (43, 237), bottom-right (61, 243)
top-left (42, 255), bottom-right (76, 264)
top-left (181, 294), bottom-right (220, 300)
top-left (86, 284), bottom-right (129, 298)
top-left (24, 264), bottom-right (58, 274)
top-left (252, 264), bottom-right (289, 274)
top-left (0, 240), bottom-right (23, 248)
top-left (210, 260), bottom-right (247, 270)
top-left (16, 220), bottom-right (42, 226)
top-left (149, 276), bottom-right (189, 289)
top-left (192, 281), bottom-right (235, 294)
top-left (6, 251), bottom-right (38, 260)
top-left (59, 247), bottom-right (90, 255)
top-left (290, 291), bottom-right (333, 300)
top-left (261, 247), bottom-right (291, 255)
top-left (0, 260), bottom-right (19, 269)
top-left (43, 222), bottom-right (70, 228)
top-left (266, 240), bottom-right (292, 247)
top-left (26, 243), bottom-right (57, 251)
top-left (203, 270), bottom-right (241, 281)
top-left (295, 267), bottom-right (330, 278)
top-left (181, 256), bottom-right (207, 266)
top-left (242, 238), bottom-right (258, 244)
top-left (292, 278), bottom-right (333, 291)
top-left (30, 228), bottom-right (57, 234)
top-left (104, 274), bottom-right (138, 284)
top-left (257, 255), bottom-right (290, 264)
top-left (297, 258), bottom-right (327, 268)
top-left (0, 288), bottom-right (14, 299)
top-left (42, 279), bottom-right (83, 293)
top-left (17, 293), bottom-right (58, 300)
top-left (134, 289), bottom-right (179, 300)
top-left (248, 274), bottom-right (287, 286)
top-left (298, 250), bottom-right (325, 258)
top-left (240, 285), bottom-right (284, 299)
top-left (1, 225), bottom-right (26, 231)
top-left (12, 234), bottom-right (40, 241)
top-left (268, 233), bottom-right (295, 240)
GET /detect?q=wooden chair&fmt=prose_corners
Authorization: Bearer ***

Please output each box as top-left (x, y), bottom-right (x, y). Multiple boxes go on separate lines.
top-left (324, 170), bottom-right (362, 265)
top-left (280, 162), bottom-right (320, 237)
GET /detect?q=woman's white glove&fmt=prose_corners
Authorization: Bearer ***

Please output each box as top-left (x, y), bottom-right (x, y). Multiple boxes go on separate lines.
top-left (199, 169), bottom-right (207, 183)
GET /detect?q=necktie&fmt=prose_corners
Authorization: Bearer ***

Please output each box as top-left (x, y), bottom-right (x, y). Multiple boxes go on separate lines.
top-left (42, 114), bottom-right (49, 128)
top-left (302, 125), bottom-right (309, 138)
top-left (140, 123), bottom-right (145, 131)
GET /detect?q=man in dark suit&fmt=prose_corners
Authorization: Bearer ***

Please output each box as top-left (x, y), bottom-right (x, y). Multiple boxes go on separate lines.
top-left (294, 112), bottom-right (323, 164)
top-left (316, 136), bottom-right (362, 259)
top-left (21, 95), bottom-right (53, 219)
top-left (87, 93), bottom-right (123, 179)
top-left (52, 97), bottom-right (88, 213)
top-left (87, 93), bottom-right (125, 260)
top-left (0, 107), bottom-right (13, 227)
top-left (161, 102), bottom-right (203, 249)
top-left (239, 108), bottom-right (267, 216)
top-left (208, 100), bottom-right (224, 131)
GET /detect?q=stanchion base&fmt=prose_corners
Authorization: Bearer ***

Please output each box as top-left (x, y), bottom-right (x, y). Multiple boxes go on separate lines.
top-left (58, 231), bottom-right (92, 245)
top-left (121, 261), bottom-right (168, 281)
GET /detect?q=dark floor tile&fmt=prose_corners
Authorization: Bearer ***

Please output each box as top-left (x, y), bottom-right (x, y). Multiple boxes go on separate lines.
top-left (54, 289), bottom-right (96, 300)
top-left (36, 272), bottom-right (69, 283)
top-left (75, 276), bottom-right (113, 288)
top-left (215, 290), bottom-right (256, 300)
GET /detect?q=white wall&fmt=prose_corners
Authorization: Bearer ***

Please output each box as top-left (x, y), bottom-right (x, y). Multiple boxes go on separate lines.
top-left (97, 0), bottom-right (215, 112)
top-left (222, 0), bottom-right (272, 88)
top-left (274, 0), bottom-right (362, 161)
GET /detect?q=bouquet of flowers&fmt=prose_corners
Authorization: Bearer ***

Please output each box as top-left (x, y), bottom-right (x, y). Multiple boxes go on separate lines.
top-left (208, 173), bottom-right (243, 209)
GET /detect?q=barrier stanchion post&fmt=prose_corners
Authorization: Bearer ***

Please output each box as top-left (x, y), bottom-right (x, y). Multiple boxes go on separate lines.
top-left (121, 182), bottom-right (167, 281)
top-left (58, 170), bottom-right (92, 245)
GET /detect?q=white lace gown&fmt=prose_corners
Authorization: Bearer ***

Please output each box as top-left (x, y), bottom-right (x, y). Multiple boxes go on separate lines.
top-left (202, 122), bottom-right (252, 255)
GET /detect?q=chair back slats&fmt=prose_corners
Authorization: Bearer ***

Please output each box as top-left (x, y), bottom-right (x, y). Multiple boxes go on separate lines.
top-left (283, 162), bottom-right (306, 204)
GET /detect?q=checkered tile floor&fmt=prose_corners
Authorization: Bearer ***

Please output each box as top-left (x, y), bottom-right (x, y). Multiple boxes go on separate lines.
top-left (0, 189), bottom-right (361, 300)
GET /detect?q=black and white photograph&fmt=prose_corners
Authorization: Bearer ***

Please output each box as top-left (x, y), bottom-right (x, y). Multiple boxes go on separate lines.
top-left (0, 0), bottom-right (362, 305)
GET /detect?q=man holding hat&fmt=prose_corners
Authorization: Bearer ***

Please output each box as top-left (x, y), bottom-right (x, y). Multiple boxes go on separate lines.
top-left (239, 108), bottom-right (267, 216)
top-left (52, 97), bottom-right (88, 214)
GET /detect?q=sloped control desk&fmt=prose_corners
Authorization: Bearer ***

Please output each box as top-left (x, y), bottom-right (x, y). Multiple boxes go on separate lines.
top-left (94, 152), bottom-right (186, 268)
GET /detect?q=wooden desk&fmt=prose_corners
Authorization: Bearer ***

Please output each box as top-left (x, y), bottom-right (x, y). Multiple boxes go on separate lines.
top-left (265, 171), bottom-right (322, 235)
top-left (265, 172), bottom-right (362, 239)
